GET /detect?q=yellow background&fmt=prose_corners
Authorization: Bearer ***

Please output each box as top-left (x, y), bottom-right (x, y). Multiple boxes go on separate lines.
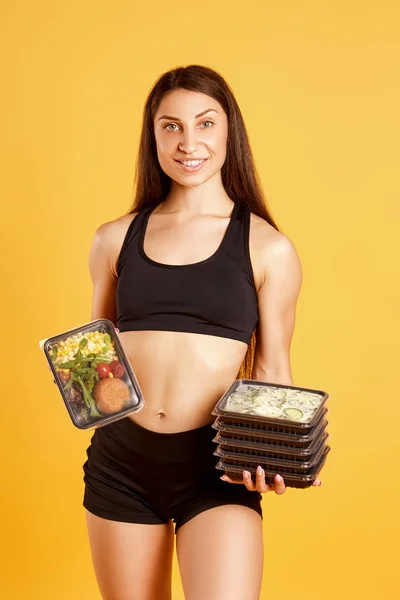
top-left (1, 1), bottom-right (399, 598)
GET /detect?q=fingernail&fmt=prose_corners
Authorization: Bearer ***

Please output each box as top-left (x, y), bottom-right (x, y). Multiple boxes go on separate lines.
top-left (276, 474), bottom-right (283, 482)
top-left (244, 471), bottom-right (250, 478)
top-left (220, 476), bottom-right (227, 481)
top-left (257, 466), bottom-right (263, 475)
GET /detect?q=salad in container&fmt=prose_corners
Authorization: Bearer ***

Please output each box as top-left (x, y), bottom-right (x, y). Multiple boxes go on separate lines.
top-left (212, 380), bottom-right (329, 434)
top-left (40, 318), bottom-right (144, 429)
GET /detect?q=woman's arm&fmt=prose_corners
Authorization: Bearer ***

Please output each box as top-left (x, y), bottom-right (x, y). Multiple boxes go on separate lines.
top-left (88, 222), bottom-right (119, 323)
top-left (88, 213), bottom-right (139, 324)
top-left (252, 234), bottom-right (303, 386)
top-left (222, 231), bottom-right (323, 493)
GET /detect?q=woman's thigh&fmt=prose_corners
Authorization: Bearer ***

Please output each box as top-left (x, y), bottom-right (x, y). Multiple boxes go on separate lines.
top-left (85, 510), bottom-right (175, 600)
top-left (176, 504), bottom-right (264, 600)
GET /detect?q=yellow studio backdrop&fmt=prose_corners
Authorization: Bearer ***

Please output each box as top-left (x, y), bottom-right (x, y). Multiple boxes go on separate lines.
top-left (1, 1), bottom-right (399, 598)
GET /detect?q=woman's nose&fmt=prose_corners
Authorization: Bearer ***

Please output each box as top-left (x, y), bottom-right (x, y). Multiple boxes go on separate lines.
top-left (179, 130), bottom-right (199, 154)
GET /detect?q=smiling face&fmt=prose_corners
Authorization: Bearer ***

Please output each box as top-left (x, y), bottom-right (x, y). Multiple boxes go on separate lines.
top-left (153, 89), bottom-right (228, 187)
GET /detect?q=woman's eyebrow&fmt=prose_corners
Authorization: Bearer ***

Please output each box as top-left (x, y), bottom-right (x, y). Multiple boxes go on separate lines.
top-left (157, 108), bottom-right (218, 122)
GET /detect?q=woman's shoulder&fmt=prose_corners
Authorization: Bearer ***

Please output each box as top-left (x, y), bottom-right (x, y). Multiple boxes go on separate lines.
top-left (249, 210), bottom-right (291, 255)
top-left (248, 210), bottom-right (300, 286)
top-left (90, 211), bottom-right (141, 276)
top-left (94, 211), bottom-right (139, 246)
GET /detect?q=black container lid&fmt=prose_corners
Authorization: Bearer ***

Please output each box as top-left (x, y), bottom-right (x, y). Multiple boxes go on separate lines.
top-left (214, 439), bottom-right (329, 471)
top-left (216, 445), bottom-right (330, 483)
top-left (212, 409), bottom-right (328, 442)
top-left (213, 429), bottom-right (329, 458)
top-left (212, 379), bottom-right (329, 432)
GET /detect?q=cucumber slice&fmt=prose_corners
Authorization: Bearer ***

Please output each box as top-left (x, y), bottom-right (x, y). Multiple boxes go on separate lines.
top-left (283, 407), bottom-right (304, 421)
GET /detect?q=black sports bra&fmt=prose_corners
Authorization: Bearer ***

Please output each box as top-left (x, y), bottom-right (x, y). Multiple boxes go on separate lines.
top-left (116, 202), bottom-right (259, 344)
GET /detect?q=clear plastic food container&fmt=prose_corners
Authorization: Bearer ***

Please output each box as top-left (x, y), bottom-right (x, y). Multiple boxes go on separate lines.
top-left (212, 379), bottom-right (329, 434)
top-left (212, 430), bottom-right (329, 461)
top-left (211, 414), bottom-right (328, 449)
top-left (39, 318), bottom-right (144, 430)
top-left (214, 441), bottom-right (330, 474)
top-left (216, 448), bottom-right (329, 489)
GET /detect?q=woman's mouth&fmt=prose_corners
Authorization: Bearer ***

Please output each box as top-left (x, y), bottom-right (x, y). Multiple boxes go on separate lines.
top-left (174, 158), bottom-right (208, 173)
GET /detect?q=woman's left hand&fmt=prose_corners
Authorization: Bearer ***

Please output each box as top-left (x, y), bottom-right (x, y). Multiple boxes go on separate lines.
top-left (220, 466), bottom-right (322, 495)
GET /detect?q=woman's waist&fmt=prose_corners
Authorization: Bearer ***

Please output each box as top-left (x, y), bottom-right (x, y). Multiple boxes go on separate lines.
top-left (118, 329), bottom-right (247, 374)
top-left (128, 369), bottom-right (230, 431)
top-left (127, 394), bottom-right (217, 433)
top-left (94, 408), bottom-right (217, 460)
top-left (114, 329), bottom-right (244, 431)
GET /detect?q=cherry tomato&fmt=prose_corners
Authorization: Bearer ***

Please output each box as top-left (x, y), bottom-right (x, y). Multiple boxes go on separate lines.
top-left (110, 360), bottom-right (124, 378)
top-left (96, 363), bottom-right (111, 379)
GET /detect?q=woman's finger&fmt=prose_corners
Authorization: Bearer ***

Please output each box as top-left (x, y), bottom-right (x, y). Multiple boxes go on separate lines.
top-left (243, 470), bottom-right (257, 491)
top-left (220, 471), bottom-right (258, 491)
top-left (255, 466), bottom-right (271, 493)
top-left (312, 478), bottom-right (322, 486)
top-left (220, 474), bottom-right (248, 485)
top-left (273, 473), bottom-right (286, 495)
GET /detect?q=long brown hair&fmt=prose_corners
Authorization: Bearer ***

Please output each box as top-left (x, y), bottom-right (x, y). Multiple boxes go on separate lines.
top-left (126, 64), bottom-right (281, 379)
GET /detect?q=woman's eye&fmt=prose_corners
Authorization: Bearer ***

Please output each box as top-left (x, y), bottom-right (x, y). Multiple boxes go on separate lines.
top-left (164, 120), bottom-right (214, 131)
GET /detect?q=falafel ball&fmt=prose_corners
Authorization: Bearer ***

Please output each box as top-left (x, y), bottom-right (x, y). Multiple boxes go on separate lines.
top-left (93, 377), bottom-right (130, 414)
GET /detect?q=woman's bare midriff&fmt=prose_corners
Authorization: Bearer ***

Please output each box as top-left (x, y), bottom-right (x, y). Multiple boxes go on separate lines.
top-left (118, 329), bottom-right (248, 433)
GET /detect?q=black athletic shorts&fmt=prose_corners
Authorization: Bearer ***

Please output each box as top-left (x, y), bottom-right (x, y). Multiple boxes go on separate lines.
top-left (83, 416), bottom-right (263, 534)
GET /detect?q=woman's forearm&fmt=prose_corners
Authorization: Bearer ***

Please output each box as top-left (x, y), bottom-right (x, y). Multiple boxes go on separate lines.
top-left (251, 365), bottom-right (294, 387)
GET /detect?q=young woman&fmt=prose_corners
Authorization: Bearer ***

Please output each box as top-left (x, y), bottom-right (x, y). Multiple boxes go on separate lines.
top-left (82, 64), bottom-right (322, 600)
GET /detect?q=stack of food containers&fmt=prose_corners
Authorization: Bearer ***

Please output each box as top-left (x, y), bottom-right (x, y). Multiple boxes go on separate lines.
top-left (211, 380), bottom-right (330, 488)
